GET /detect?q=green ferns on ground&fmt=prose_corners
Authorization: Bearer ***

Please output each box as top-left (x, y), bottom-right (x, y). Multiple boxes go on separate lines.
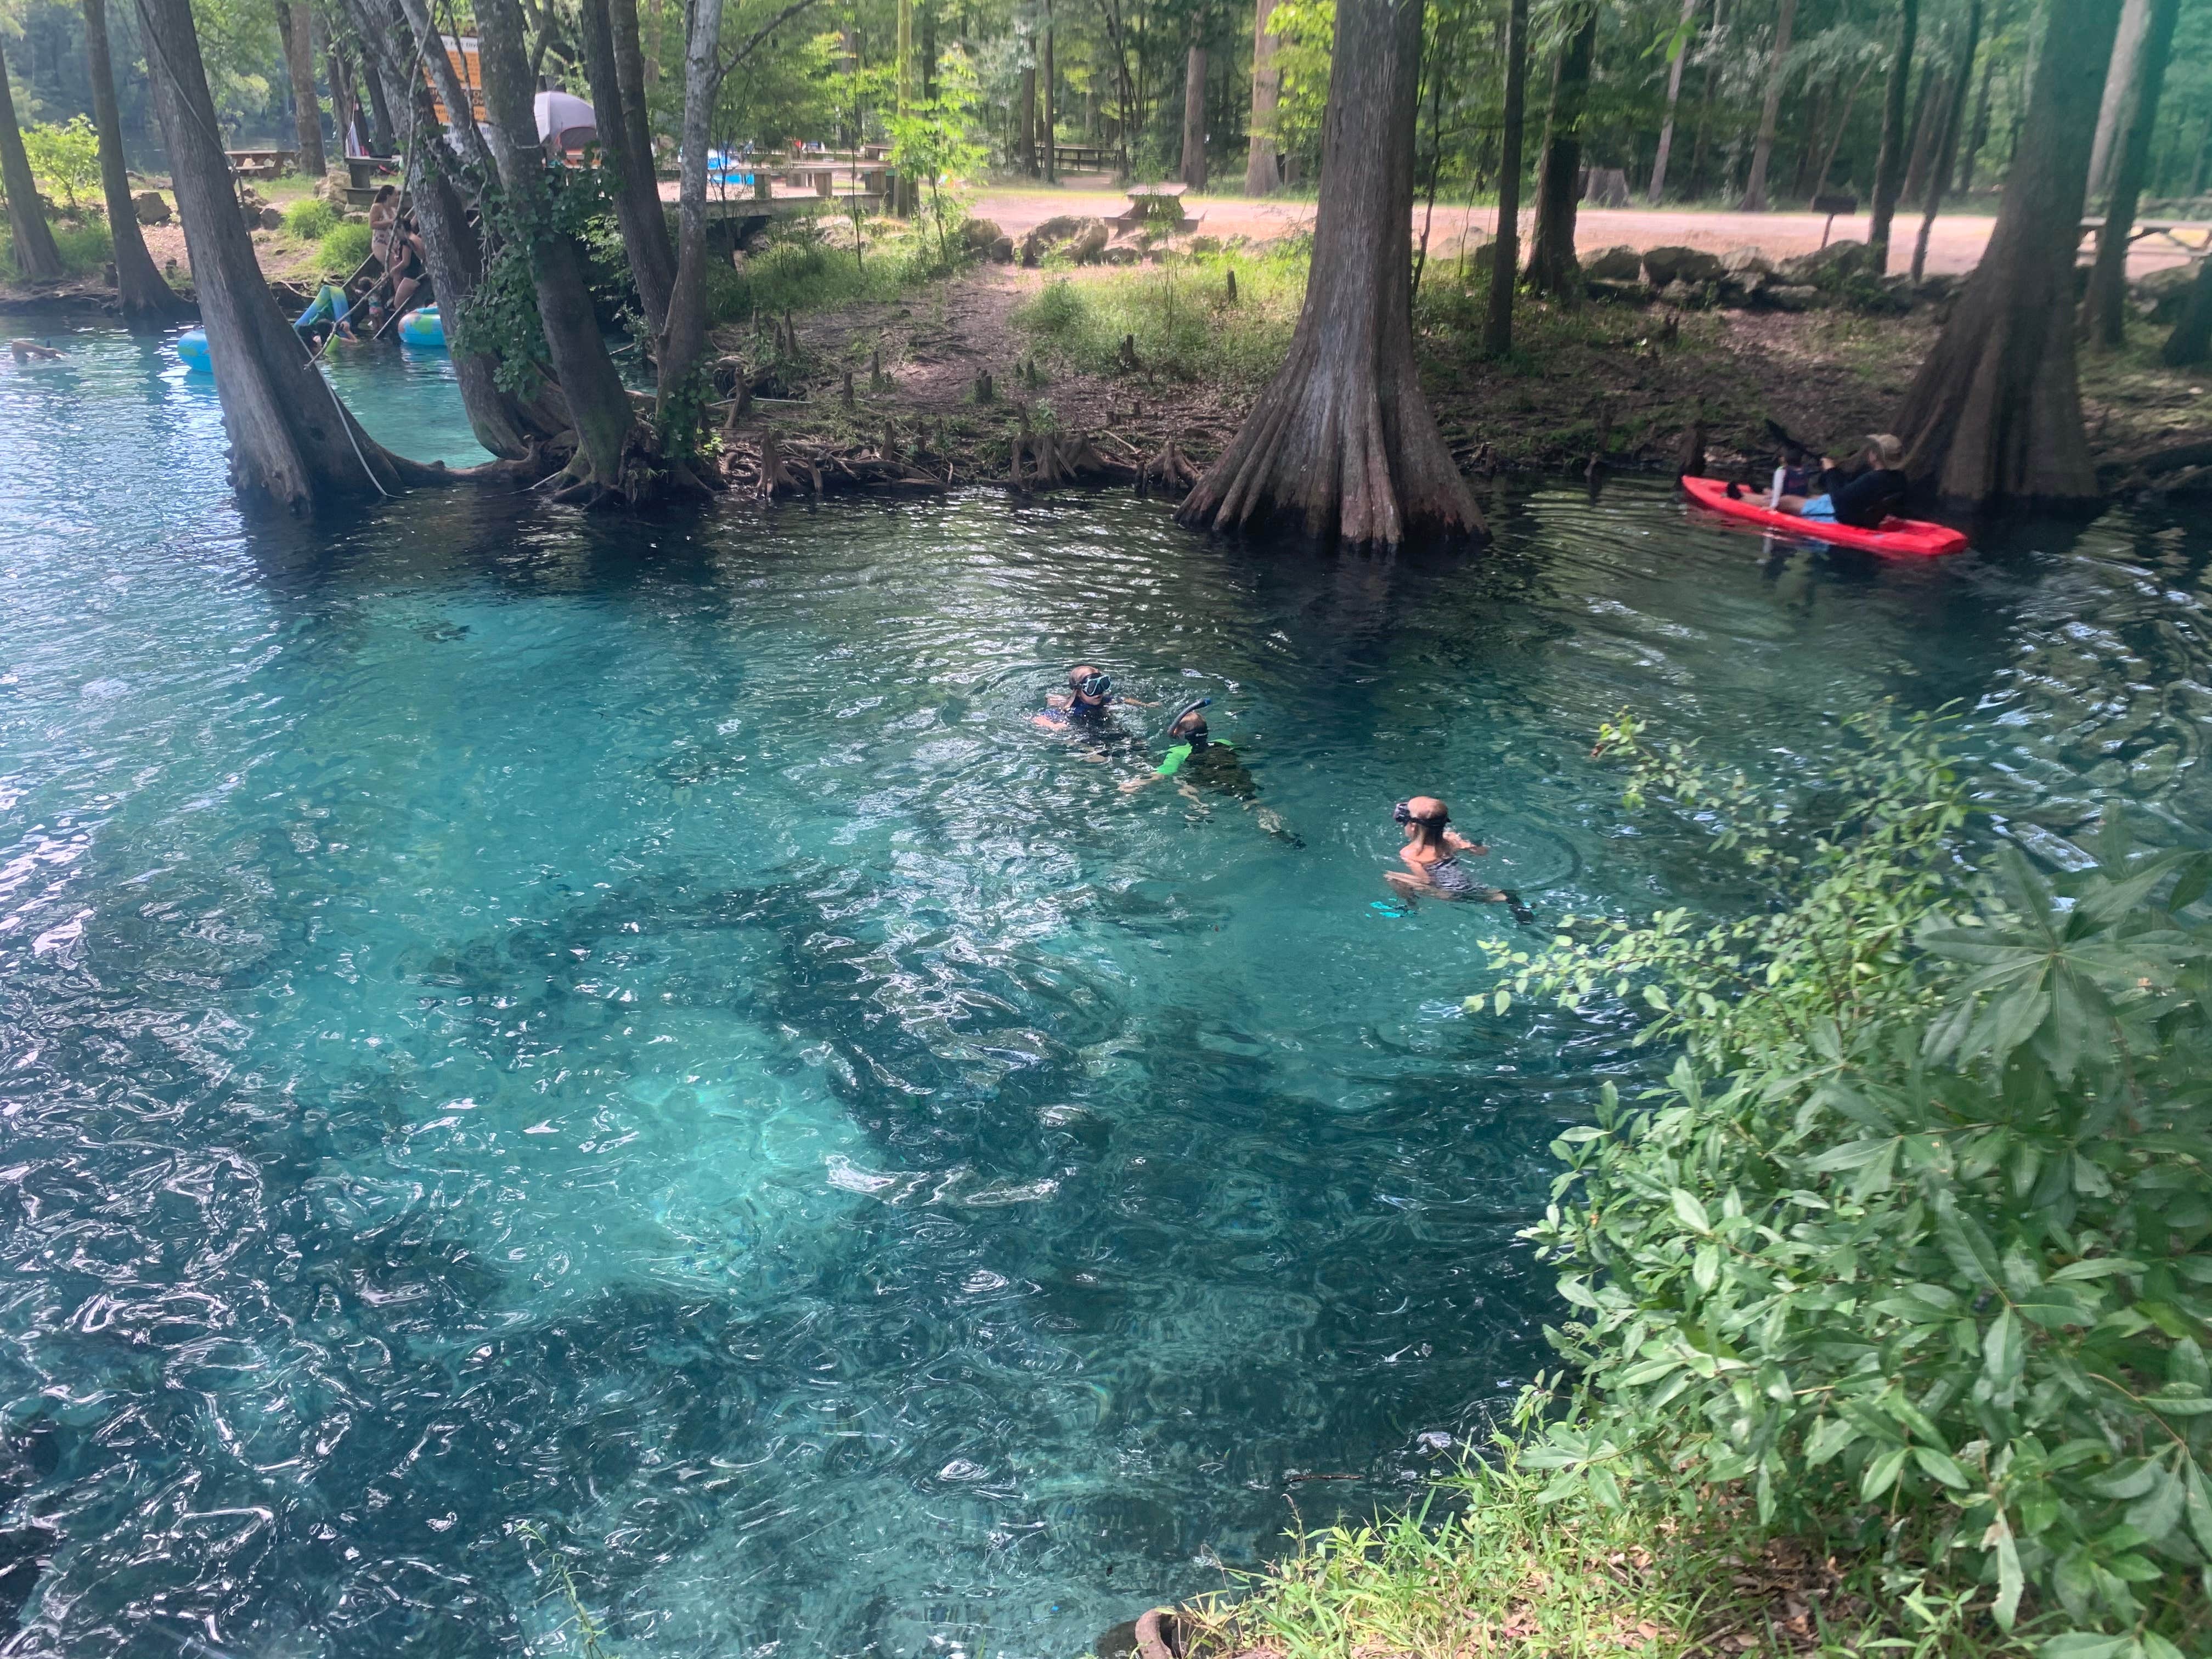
top-left (1485, 710), bottom-right (2212, 1659)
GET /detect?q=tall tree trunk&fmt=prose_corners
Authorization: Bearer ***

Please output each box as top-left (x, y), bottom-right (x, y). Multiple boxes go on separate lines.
top-left (656, 0), bottom-right (723, 464)
top-left (1178, 0), bottom-right (1481, 548)
top-left (1016, 63), bottom-right (1036, 173)
top-left (476, 0), bottom-right (637, 492)
top-left (610, 0), bottom-right (662, 195)
top-left (2163, 253), bottom-right (2212, 366)
top-left (1527, 2), bottom-right (1595, 295)
top-left (2081, 0), bottom-right (2176, 345)
top-left (327, 46), bottom-right (357, 156)
top-left (1909, 0), bottom-right (1979, 282)
top-left (276, 1), bottom-right (328, 175)
top-left (1483, 0), bottom-right (1528, 356)
top-left (579, 0), bottom-right (676, 336)
top-left (361, 49), bottom-right (397, 151)
top-left (0, 36), bottom-right (65, 280)
top-left (1955, 43), bottom-right (1994, 192)
top-left (83, 0), bottom-right (185, 319)
top-left (1647, 0), bottom-right (1699, 202)
top-left (1740, 0), bottom-right (1796, 210)
top-left (1042, 8), bottom-right (1057, 183)
top-left (921, 0), bottom-right (935, 100)
top-left (2086, 0), bottom-right (2149, 199)
top-left (1243, 0), bottom-right (1280, 194)
top-left (138, 0), bottom-right (439, 507)
top-left (1892, 0), bottom-right (2120, 509)
top-left (393, 0), bottom-right (499, 177)
top-left (1866, 0), bottom-right (1918, 272)
top-left (1181, 42), bottom-right (1207, 189)
top-left (1812, 59), bottom-right (1874, 196)
top-left (894, 0), bottom-right (917, 211)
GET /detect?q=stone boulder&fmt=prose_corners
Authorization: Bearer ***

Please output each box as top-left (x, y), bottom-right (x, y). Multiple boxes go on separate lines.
top-left (1587, 276), bottom-right (1652, 306)
top-left (1776, 239), bottom-right (1867, 284)
top-left (988, 234), bottom-right (1015, 264)
top-left (1102, 243), bottom-right (1141, 266)
top-left (1019, 214), bottom-right (1110, 266)
top-left (1758, 284), bottom-right (1822, 312)
top-left (1643, 245), bottom-right (1725, 287)
top-left (1658, 276), bottom-right (1715, 308)
top-left (1070, 222), bottom-right (1109, 263)
top-left (2135, 261), bottom-right (2203, 325)
top-left (132, 191), bottom-right (171, 226)
top-left (961, 216), bottom-right (1005, 253)
top-left (1584, 244), bottom-right (1643, 281)
top-left (259, 206), bottom-right (285, 230)
top-left (1720, 246), bottom-right (1774, 278)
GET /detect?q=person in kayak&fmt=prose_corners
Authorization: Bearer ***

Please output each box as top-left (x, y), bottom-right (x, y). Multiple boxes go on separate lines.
top-left (1119, 699), bottom-right (1300, 843)
top-left (1384, 797), bottom-right (1519, 909)
top-left (1736, 433), bottom-right (1908, 528)
top-left (1033, 665), bottom-right (1149, 729)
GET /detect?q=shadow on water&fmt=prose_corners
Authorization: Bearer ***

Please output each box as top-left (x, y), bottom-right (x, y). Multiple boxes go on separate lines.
top-left (5, 334), bottom-right (2212, 1656)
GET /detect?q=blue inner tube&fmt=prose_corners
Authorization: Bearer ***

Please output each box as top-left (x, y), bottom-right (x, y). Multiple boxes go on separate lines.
top-left (397, 307), bottom-right (445, 348)
top-left (176, 328), bottom-right (211, 372)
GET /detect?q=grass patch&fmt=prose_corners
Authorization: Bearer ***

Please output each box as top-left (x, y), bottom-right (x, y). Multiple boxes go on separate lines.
top-left (706, 219), bottom-right (970, 329)
top-left (319, 221), bottom-right (372, 276)
top-left (1178, 1447), bottom-right (2026, 1659)
top-left (1013, 243), bottom-right (1307, 387)
top-left (0, 216), bottom-right (114, 280)
top-left (285, 196), bottom-right (338, 241)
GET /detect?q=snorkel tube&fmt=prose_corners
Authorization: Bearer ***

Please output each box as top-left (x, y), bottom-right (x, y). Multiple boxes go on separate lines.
top-left (1166, 697), bottom-right (1213, 741)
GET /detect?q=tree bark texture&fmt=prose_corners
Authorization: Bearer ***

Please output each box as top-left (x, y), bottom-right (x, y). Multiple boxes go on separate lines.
top-left (1866, 0), bottom-right (1918, 273)
top-left (393, 0), bottom-right (499, 177)
top-left (1483, 0), bottom-right (1527, 356)
top-left (138, 0), bottom-right (434, 508)
top-left (1244, 0), bottom-right (1280, 194)
top-left (658, 0), bottom-right (725, 434)
top-left (475, 0), bottom-right (636, 488)
top-left (1178, 0), bottom-right (1482, 548)
top-left (579, 0), bottom-right (676, 335)
top-left (277, 1), bottom-right (328, 176)
top-left (1016, 63), bottom-right (1036, 173)
top-left (1739, 0), bottom-right (1795, 210)
top-left (1899, 59), bottom-right (1940, 206)
top-left (1956, 44), bottom-right (1993, 191)
top-left (1042, 13), bottom-right (1056, 184)
top-left (1646, 0), bottom-right (1698, 202)
top-left (1909, 0), bottom-right (1979, 284)
top-left (0, 36), bottom-right (65, 280)
top-left (1181, 43), bottom-right (1208, 190)
top-left (1528, 3), bottom-right (1595, 295)
top-left (1892, 0), bottom-right (2121, 509)
top-left (2086, 0), bottom-right (2149, 198)
top-left (83, 0), bottom-right (186, 319)
top-left (327, 47), bottom-right (357, 156)
top-left (2082, 0), bottom-right (2177, 346)
top-left (610, 0), bottom-right (662, 193)
top-left (361, 44), bottom-right (397, 151)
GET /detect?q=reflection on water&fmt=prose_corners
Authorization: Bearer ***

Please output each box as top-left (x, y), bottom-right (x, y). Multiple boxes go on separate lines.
top-left (0, 332), bottom-right (2208, 1657)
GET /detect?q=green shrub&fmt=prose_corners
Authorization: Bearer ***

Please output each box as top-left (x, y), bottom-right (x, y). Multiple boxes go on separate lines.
top-left (285, 196), bottom-right (338, 241)
top-left (22, 117), bottom-right (100, 210)
top-left (319, 221), bottom-right (371, 274)
top-left (1488, 709), bottom-right (2212, 1656)
top-left (1013, 244), bottom-right (1305, 388)
top-left (0, 217), bottom-right (112, 280)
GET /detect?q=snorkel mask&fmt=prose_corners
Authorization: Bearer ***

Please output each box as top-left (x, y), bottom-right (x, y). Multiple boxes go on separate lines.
top-left (1071, 671), bottom-right (1113, 702)
top-left (1392, 799), bottom-right (1447, 828)
top-left (1167, 697), bottom-right (1212, 744)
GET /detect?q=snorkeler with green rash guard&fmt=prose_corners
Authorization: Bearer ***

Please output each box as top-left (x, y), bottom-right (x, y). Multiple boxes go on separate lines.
top-left (1120, 698), bottom-right (1301, 844)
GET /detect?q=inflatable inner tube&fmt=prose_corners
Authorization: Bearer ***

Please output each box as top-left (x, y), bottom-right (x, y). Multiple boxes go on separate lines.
top-left (397, 307), bottom-right (446, 348)
top-left (176, 328), bottom-right (212, 373)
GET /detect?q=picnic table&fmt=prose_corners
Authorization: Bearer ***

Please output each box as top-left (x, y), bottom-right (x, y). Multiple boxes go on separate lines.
top-left (1112, 181), bottom-right (1202, 233)
top-left (2080, 218), bottom-right (2212, 257)
top-left (226, 148), bottom-right (297, 179)
top-left (341, 154), bottom-right (399, 208)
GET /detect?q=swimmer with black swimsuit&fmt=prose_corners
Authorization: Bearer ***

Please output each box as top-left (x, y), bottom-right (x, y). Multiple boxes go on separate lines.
top-left (1385, 796), bottom-right (1515, 909)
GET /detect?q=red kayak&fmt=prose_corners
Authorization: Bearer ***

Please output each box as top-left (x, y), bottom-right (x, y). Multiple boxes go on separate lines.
top-left (1680, 475), bottom-right (1969, 557)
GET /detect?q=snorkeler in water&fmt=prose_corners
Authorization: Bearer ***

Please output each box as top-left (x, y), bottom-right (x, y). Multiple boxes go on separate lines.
top-left (1383, 796), bottom-right (1531, 920)
top-left (8, 339), bottom-right (66, 361)
top-left (1032, 664), bottom-right (1150, 730)
top-left (1119, 698), bottom-right (1301, 844)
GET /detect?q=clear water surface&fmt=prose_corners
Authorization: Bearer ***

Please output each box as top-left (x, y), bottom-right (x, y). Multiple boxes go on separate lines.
top-left (2, 326), bottom-right (2208, 1658)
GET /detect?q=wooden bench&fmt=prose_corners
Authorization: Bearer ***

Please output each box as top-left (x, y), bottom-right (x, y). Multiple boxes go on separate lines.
top-left (1052, 143), bottom-right (1114, 173)
top-left (1113, 181), bottom-right (1202, 233)
top-left (2080, 218), bottom-right (2212, 257)
top-left (341, 154), bottom-right (399, 208)
top-left (227, 148), bottom-right (297, 179)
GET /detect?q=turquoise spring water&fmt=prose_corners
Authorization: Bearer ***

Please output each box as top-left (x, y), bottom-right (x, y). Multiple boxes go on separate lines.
top-left (2, 326), bottom-right (2209, 1658)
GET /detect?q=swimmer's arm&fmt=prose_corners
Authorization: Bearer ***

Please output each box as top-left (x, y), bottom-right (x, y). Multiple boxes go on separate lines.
top-left (1445, 828), bottom-right (1488, 855)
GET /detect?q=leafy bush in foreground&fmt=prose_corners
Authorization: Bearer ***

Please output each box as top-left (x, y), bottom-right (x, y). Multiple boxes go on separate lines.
top-left (1488, 711), bottom-right (2212, 1658)
top-left (319, 221), bottom-right (371, 276)
top-left (285, 196), bottom-right (338, 241)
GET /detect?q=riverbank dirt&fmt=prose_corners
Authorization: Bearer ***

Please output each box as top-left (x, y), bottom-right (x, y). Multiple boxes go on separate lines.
top-left (702, 260), bottom-right (2212, 508)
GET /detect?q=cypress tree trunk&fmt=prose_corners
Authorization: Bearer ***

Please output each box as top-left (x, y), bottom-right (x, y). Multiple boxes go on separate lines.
top-left (393, 0), bottom-right (499, 177)
top-left (82, 0), bottom-right (187, 320)
top-left (1866, 0), bottom-right (1919, 272)
top-left (2086, 0), bottom-right (2149, 198)
top-left (2081, 0), bottom-right (2178, 346)
top-left (1016, 64), bottom-right (1036, 173)
top-left (1647, 0), bottom-right (1698, 202)
top-left (0, 36), bottom-right (65, 281)
top-left (1898, 59), bottom-right (1941, 207)
top-left (1178, 0), bottom-right (1482, 548)
top-left (1740, 0), bottom-right (1796, 211)
top-left (360, 48), bottom-right (397, 152)
top-left (1243, 0), bottom-right (1280, 194)
top-left (1527, 3), bottom-right (1595, 295)
top-left (610, 0), bottom-right (663, 201)
top-left (1042, 12), bottom-right (1056, 184)
top-left (1909, 0), bottom-right (1979, 284)
top-left (2164, 255), bottom-right (2212, 366)
top-left (1483, 0), bottom-right (1527, 356)
top-left (1181, 42), bottom-right (1208, 190)
top-left (475, 0), bottom-right (639, 493)
top-left (1892, 0), bottom-right (2121, 509)
top-left (1955, 44), bottom-right (1994, 191)
top-left (276, 1), bottom-right (328, 176)
top-left (579, 0), bottom-right (676, 336)
top-left (138, 0), bottom-right (445, 508)
top-left (656, 0), bottom-right (724, 450)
